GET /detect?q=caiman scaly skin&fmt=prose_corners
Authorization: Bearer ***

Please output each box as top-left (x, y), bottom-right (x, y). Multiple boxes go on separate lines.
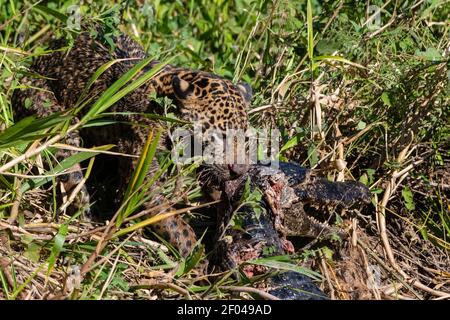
top-left (209, 162), bottom-right (370, 299)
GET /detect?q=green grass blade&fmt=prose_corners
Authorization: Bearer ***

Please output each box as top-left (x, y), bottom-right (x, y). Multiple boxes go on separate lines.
top-left (314, 55), bottom-right (368, 70)
top-left (307, 0), bottom-right (314, 62)
top-left (11, 263), bottom-right (45, 300)
top-left (247, 256), bottom-right (323, 281)
top-left (19, 148), bottom-right (108, 193)
top-left (118, 129), bottom-right (161, 225)
top-left (82, 57), bottom-right (176, 122)
top-left (74, 58), bottom-right (134, 109)
top-left (34, 5), bottom-right (69, 23)
top-left (0, 114), bottom-right (71, 149)
top-left (47, 224), bottom-right (68, 276)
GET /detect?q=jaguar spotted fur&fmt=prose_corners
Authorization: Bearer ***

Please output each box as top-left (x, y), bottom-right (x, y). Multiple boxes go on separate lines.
top-left (12, 29), bottom-right (252, 258)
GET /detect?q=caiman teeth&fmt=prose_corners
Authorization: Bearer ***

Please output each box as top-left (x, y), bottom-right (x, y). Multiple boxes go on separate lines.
top-left (307, 215), bottom-right (331, 228)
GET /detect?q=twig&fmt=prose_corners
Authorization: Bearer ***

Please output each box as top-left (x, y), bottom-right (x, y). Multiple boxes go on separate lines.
top-left (80, 157), bottom-right (130, 275)
top-left (58, 158), bottom-right (94, 213)
top-left (86, 233), bottom-right (134, 274)
top-left (362, 0), bottom-right (392, 27)
top-left (65, 225), bottom-right (108, 241)
top-left (130, 281), bottom-right (192, 298)
top-left (434, 294), bottom-right (450, 301)
top-left (320, 255), bottom-right (335, 299)
top-left (0, 168), bottom-right (84, 179)
top-left (358, 245), bottom-right (381, 300)
top-left (0, 258), bottom-right (26, 299)
top-left (366, 0), bottom-right (398, 39)
top-left (342, 122), bottom-right (383, 146)
top-left (0, 220), bottom-right (35, 236)
top-left (11, 260), bottom-right (61, 287)
top-left (98, 250), bottom-right (122, 299)
top-left (375, 138), bottom-right (450, 297)
top-left (219, 286), bottom-right (280, 300)
top-left (325, 261), bottom-right (347, 300)
top-left (333, 123), bottom-right (346, 182)
top-left (357, 239), bottom-right (423, 299)
top-left (376, 141), bottom-right (410, 272)
top-left (51, 143), bottom-right (139, 158)
top-left (321, 0), bottom-right (345, 34)
top-left (7, 180), bottom-right (23, 223)
top-left (80, 222), bottom-right (117, 275)
top-left (248, 102), bottom-right (285, 114)
top-left (0, 122), bottom-right (82, 174)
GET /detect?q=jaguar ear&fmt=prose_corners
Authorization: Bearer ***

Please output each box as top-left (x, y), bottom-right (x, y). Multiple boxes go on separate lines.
top-left (172, 76), bottom-right (194, 99)
top-left (237, 81), bottom-right (253, 104)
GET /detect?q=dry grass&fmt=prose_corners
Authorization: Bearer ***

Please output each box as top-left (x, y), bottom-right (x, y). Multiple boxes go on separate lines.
top-left (0, 0), bottom-right (449, 300)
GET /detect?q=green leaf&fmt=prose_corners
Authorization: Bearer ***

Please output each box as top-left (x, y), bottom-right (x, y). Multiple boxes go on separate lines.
top-left (402, 186), bottom-right (415, 211)
top-left (419, 227), bottom-right (428, 241)
top-left (357, 121), bottom-right (366, 130)
top-left (156, 249), bottom-right (176, 268)
top-left (364, 169), bottom-right (376, 185)
top-left (315, 40), bottom-right (339, 55)
top-left (308, 144), bottom-right (319, 167)
top-left (230, 215), bottom-right (245, 232)
top-left (248, 255), bottom-right (323, 281)
top-left (34, 5), bottom-right (69, 23)
top-left (47, 224), bottom-right (68, 275)
top-left (239, 177), bottom-right (252, 203)
top-left (0, 116), bottom-right (35, 142)
top-left (381, 92), bottom-right (391, 107)
top-left (176, 242), bottom-right (205, 277)
top-left (0, 113), bottom-right (71, 149)
top-left (24, 243), bottom-right (41, 263)
top-left (321, 247), bottom-right (334, 261)
top-left (278, 132), bottom-right (304, 156)
top-left (415, 47), bottom-right (442, 62)
top-left (20, 234), bottom-right (35, 245)
top-left (118, 129), bottom-right (161, 225)
top-left (349, 20), bottom-right (361, 32)
top-left (372, 188), bottom-right (384, 194)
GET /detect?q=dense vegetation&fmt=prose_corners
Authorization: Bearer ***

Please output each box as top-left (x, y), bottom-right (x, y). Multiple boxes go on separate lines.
top-left (0, 0), bottom-right (448, 299)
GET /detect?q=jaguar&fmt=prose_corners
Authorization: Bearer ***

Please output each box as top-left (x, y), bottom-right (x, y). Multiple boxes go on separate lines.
top-left (13, 28), bottom-right (252, 258)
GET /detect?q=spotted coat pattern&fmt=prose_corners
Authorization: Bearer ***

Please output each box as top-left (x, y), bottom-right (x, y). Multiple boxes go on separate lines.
top-left (13, 31), bottom-right (253, 258)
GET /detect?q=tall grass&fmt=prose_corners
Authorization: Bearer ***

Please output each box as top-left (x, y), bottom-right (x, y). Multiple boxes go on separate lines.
top-left (0, 0), bottom-right (448, 300)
